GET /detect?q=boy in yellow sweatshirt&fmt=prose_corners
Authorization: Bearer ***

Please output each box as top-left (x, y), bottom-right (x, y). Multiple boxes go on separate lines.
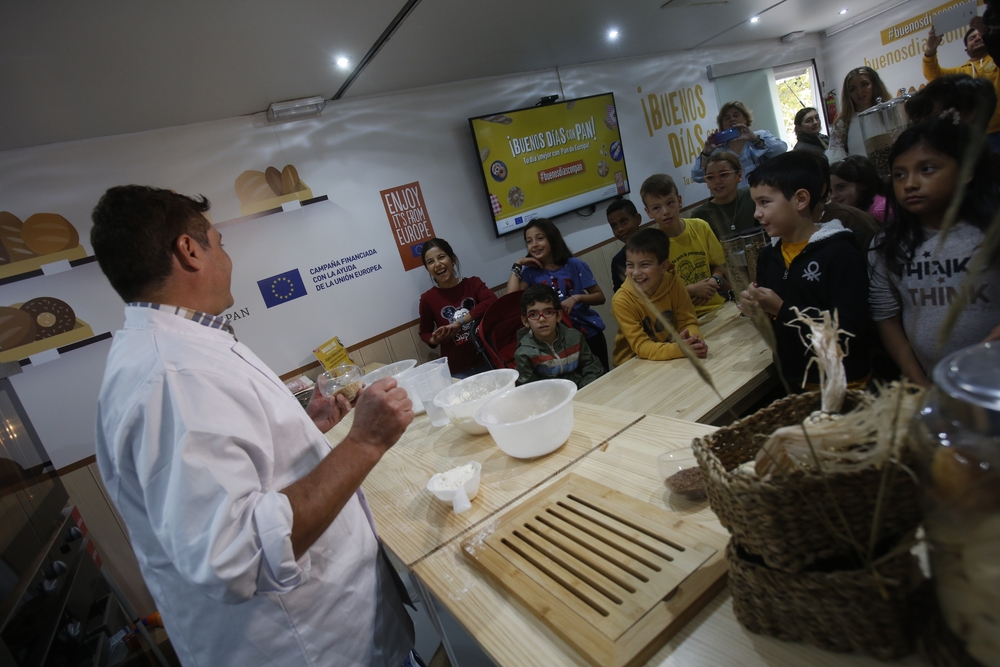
top-left (611, 228), bottom-right (707, 366)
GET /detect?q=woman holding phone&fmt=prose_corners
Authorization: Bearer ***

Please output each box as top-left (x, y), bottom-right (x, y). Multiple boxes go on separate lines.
top-left (690, 101), bottom-right (787, 184)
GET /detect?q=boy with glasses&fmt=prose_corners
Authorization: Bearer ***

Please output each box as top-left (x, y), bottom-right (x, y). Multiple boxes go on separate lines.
top-left (691, 153), bottom-right (758, 235)
top-left (514, 284), bottom-right (603, 387)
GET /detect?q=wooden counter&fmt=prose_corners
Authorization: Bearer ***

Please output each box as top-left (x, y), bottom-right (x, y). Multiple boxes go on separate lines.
top-left (324, 402), bottom-right (641, 567)
top-left (575, 302), bottom-right (776, 424)
top-left (411, 414), bottom-right (921, 667)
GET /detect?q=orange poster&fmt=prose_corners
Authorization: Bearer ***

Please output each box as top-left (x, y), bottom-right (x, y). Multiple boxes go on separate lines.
top-left (380, 181), bottom-right (436, 271)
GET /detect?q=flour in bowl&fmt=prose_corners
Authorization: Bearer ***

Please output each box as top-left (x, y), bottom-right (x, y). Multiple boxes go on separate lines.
top-left (434, 463), bottom-right (478, 490)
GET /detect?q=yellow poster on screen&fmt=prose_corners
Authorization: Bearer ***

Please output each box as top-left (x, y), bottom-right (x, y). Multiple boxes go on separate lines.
top-left (471, 93), bottom-right (627, 234)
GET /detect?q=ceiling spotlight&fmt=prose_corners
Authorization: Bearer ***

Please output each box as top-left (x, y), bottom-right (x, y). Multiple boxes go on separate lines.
top-left (608, 28), bottom-right (619, 41)
top-left (839, 8), bottom-right (848, 14)
top-left (749, 16), bottom-right (760, 23)
top-left (336, 56), bottom-right (351, 69)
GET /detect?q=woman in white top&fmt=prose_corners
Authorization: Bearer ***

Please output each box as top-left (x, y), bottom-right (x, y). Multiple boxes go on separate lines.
top-left (827, 66), bottom-right (893, 161)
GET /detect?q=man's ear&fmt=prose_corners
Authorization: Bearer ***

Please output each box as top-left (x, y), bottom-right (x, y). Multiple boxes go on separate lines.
top-left (172, 233), bottom-right (205, 272)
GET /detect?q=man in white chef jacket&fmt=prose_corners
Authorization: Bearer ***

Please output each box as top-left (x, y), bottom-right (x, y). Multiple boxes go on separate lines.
top-left (91, 185), bottom-right (418, 667)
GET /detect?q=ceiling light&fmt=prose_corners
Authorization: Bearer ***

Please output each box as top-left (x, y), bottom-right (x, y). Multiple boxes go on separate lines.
top-left (750, 16), bottom-right (760, 23)
top-left (267, 96), bottom-right (327, 122)
top-left (608, 28), bottom-right (619, 41)
top-left (839, 8), bottom-right (848, 14)
top-left (336, 56), bottom-right (351, 69)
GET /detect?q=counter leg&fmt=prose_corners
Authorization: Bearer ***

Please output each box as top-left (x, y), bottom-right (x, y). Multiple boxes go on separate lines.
top-left (411, 572), bottom-right (462, 667)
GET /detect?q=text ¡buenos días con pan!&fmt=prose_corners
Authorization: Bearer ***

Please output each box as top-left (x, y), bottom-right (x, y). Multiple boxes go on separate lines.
top-left (507, 116), bottom-right (598, 159)
top-left (310, 248), bottom-right (383, 291)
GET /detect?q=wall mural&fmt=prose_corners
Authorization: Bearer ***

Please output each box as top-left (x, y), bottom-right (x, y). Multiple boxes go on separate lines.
top-left (0, 212), bottom-right (87, 280)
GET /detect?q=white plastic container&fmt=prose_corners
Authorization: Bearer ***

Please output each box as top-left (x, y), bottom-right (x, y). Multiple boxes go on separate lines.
top-left (433, 369), bottom-right (518, 435)
top-left (316, 363), bottom-right (363, 401)
top-left (474, 379), bottom-right (577, 458)
top-left (361, 359), bottom-right (417, 387)
top-left (426, 461), bottom-right (482, 513)
top-left (396, 358), bottom-right (451, 424)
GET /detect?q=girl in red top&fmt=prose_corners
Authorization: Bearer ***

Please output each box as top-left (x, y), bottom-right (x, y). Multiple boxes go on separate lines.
top-left (418, 238), bottom-right (497, 377)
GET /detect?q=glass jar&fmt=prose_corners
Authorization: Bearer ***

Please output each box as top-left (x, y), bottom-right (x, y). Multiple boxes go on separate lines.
top-left (739, 226), bottom-right (769, 285)
top-left (857, 95), bottom-right (909, 179)
top-left (720, 233), bottom-right (750, 297)
top-left (910, 342), bottom-right (1000, 665)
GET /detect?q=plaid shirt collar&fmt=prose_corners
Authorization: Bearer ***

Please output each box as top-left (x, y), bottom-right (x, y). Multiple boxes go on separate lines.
top-left (128, 302), bottom-right (236, 338)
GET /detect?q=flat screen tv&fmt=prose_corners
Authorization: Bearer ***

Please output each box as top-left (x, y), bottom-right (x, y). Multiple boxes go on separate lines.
top-left (469, 92), bottom-right (630, 238)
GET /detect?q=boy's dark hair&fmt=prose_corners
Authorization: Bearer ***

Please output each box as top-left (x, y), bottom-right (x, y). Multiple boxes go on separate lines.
top-left (625, 228), bottom-right (671, 264)
top-left (91, 185), bottom-right (211, 302)
top-left (876, 116), bottom-right (1000, 274)
top-left (520, 283), bottom-right (560, 315)
top-left (420, 238), bottom-right (461, 277)
top-left (747, 151), bottom-right (826, 212)
top-left (523, 218), bottom-right (572, 266)
top-left (830, 156), bottom-right (885, 211)
top-left (606, 197), bottom-right (639, 218)
top-left (905, 74), bottom-right (996, 132)
top-left (639, 174), bottom-right (679, 202)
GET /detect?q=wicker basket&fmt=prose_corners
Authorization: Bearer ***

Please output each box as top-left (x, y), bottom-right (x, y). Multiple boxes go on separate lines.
top-left (727, 540), bottom-right (922, 659)
top-left (692, 391), bottom-right (922, 573)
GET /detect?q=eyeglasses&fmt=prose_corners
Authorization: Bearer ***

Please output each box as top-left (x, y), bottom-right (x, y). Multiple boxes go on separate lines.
top-left (525, 308), bottom-right (559, 321)
top-left (704, 170), bottom-right (736, 184)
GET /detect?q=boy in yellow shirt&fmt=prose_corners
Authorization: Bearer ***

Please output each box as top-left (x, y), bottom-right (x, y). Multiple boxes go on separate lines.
top-left (640, 174), bottom-right (728, 316)
top-left (612, 228), bottom-right (707, 366)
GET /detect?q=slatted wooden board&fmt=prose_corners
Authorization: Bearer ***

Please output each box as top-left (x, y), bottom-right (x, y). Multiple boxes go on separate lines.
top-left (461, 474), bottom-right (728, 667)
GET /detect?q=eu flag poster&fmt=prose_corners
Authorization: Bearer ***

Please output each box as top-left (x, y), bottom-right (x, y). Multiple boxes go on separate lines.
top-left (257, 269), bottom-right (308, 308)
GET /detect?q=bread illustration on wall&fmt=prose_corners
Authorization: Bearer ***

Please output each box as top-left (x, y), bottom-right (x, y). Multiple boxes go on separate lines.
top-left (0, 212), bottom-right (87, 280)
top-left (234, 164), bottom-right (314, 216)
top-left (0, 296), bottom-right (94, 363)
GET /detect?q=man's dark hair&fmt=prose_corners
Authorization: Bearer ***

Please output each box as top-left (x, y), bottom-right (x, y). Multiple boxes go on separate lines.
top-left (520, 283), bottom-right (560, 316)
top-left (965, 27), bottom-right (977, 46)
top-left (606, 197), bottom-right (639, 218)
top-left (91, 185), bottom-right (211, 302)
top-left (625, 228), bottom-right (671, 264)
top-left (747, 151), bottom-right (826, 212)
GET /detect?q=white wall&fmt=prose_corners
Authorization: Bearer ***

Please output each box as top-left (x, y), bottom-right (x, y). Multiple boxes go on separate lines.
top-left (0, 34), bottom-right (820, 469)
top-left (820, 0), bottom-right (981, 112)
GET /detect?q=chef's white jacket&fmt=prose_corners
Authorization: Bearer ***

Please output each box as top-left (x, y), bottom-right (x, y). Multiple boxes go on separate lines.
top-left (95, 306), bottom-right (413, 666)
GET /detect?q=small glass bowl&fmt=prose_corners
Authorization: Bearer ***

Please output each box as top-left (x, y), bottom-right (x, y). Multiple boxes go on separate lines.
top-left (317, 363), bottom-right (363, 401)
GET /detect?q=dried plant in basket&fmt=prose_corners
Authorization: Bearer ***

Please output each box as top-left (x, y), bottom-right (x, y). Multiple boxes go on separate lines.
top-left (752, 307), bottom-right (926, 481)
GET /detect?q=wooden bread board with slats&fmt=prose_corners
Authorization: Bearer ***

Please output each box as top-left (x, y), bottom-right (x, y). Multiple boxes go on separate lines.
top-left (461, 474), bottom-right (729, 667)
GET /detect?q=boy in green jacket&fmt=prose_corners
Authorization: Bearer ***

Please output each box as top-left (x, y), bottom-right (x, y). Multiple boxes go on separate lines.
top-left (514, 284), bottom-right (603, 387)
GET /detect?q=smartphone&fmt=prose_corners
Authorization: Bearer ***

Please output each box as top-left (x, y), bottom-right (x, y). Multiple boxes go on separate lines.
top-left (713, 127), bottom-right (740, 144)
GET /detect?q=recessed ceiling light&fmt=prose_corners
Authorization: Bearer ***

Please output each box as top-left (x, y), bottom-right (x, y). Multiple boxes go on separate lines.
top-left (839, 8), bottom-right (848, 14)
top-left (749, 16), bottom-right (760, 23)
top-left (335, 57), bottom-right (351, 70)
top-left (608, 28), bottom-right (619, 41)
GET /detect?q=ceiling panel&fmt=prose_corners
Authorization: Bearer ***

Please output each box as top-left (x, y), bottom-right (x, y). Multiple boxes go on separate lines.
top-left (0, 0), bottom-right (898, 151)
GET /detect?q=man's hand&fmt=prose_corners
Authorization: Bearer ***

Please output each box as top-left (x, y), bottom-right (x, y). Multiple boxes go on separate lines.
top-left (306, 385), bottom-right (353, 433)
top-left (982, 323), bottom-right (1000, 343)
top-left (346, 377), bottom-right (413, 453)
top-left (687, 279), bottom-right (717, 306)
top-left (680, 329), bottom-right (708, 359)
top-left (925, 26), bottom-right (943, 57)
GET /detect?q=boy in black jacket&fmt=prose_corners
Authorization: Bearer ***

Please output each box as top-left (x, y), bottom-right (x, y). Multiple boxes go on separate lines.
top-left (740, 152), bottom-right (871, 391)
